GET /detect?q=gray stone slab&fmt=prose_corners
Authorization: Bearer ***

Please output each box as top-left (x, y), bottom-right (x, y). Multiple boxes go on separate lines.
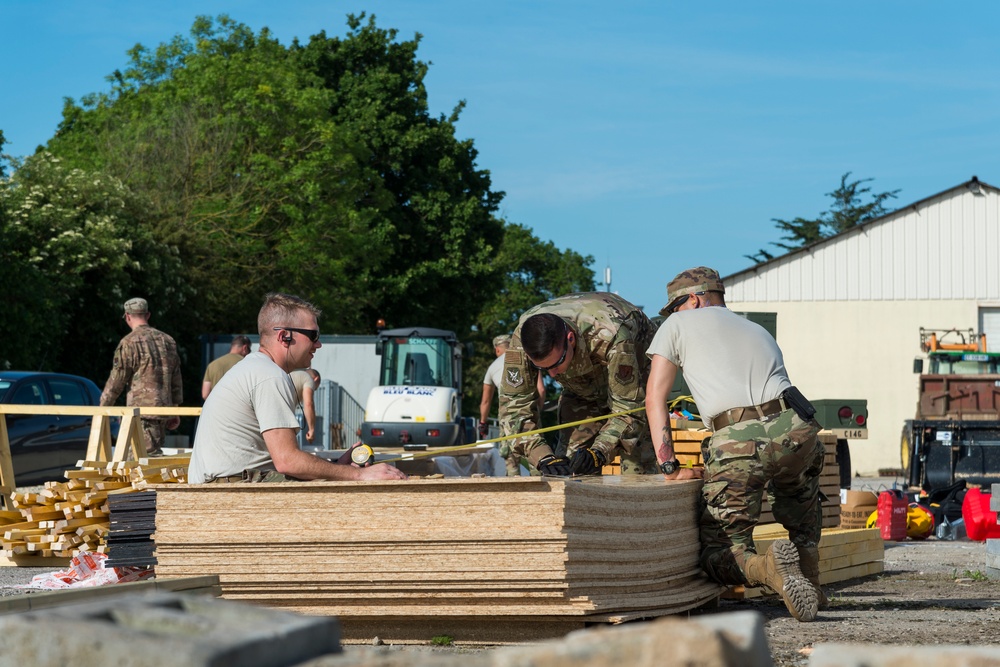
top-left (307, 611), bottom-right (772, 667)
top-left (491, 611), bottom-right (770, 667)
top-left (0, 592), bottom-right (340, 667)
top-left (810, 642), bottom-right (1000, 666)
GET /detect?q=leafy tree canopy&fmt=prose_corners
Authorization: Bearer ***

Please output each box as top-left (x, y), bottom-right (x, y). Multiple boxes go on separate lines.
top-left (0, 151), bottom-right (187, 377)
top-left (8, 14), bottom-right (594, 416)
top-left (747, 173), bottom-right (900, 264)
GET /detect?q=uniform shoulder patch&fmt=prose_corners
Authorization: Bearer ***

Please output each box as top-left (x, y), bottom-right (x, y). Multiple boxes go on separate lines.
top-left (504, 367), bottom-right (525, 388)
top-left (615, 364), bottom-right (634, 384)
top-left (504, 349), bottom-right (522, 365)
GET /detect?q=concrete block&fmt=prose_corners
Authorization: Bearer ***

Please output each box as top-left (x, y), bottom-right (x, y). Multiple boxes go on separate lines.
top-left (489, 611), bottom-right (771, 667)
top-left (0, 592), bottom-right (340, 667)
top-left (310, 612), bottom-right (771, 667)
top-left (810, 643), bottom-right (1000, 666)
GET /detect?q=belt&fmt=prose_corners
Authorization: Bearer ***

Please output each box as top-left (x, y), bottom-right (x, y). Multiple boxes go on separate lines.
top-left (206, 473), bottom-right (247, 484)
top-left (711, 397), bottom-right (787, 432)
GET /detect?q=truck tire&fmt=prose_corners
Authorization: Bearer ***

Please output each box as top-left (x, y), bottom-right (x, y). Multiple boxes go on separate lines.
top-left (836, 439), bottom-right (852, 489)
top-left (900, 423), bottom-right (913, 473)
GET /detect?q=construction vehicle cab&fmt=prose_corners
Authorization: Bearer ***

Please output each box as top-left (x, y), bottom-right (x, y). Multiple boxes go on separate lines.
top-left (361, 327), bottom-right (470, 448)
top-left (903, 328), bottom-right (1000, 493)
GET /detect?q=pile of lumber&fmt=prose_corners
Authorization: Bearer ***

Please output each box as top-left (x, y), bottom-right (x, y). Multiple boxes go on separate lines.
top-left (1, 457), bottom-right (187, 566)
top-left (604, 423), bottom-right (841, 528)
top-left (727, 524), bottom-right (884, 599)
top-left (153, 476), bottom-right (724, 644)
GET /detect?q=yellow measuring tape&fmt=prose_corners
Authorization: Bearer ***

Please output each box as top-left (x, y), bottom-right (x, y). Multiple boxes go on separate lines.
top-left (374, 395), bottom-right (701, 463)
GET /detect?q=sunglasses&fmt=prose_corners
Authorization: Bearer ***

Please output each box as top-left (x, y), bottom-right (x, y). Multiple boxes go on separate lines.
top-left (665, 291), bottom-right (705, 315)
top-left (530, 325), bottom-right (571, 371)
top-left (273, 327), bottom-right (320, 343)
top-left (664, 294), bottom-right (691, 315)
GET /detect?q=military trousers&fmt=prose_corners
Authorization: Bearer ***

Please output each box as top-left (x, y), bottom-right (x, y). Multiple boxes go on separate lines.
top-left (555, 392), bottom-right (657, 475)
top-left (698, 409), bottom-right (824, 585)
top-left (140, 417), bottom-right (167, 456)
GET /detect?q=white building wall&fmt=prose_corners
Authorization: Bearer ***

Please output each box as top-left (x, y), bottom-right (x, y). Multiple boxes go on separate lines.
top-left (726, 299), bottom-right (981, 475)
top-left (721, 184), bottom-right (1000, 475)
top-left (727, 187), bottom-right (1000, 303)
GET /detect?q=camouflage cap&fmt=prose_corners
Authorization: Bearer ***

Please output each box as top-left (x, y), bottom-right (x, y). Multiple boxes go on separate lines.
top-left (659, 267), bottom-right (725, 317)
top-left (123, 297), bottom-right (149, 315)
top-left (493, 334), bottom-right (512, 348)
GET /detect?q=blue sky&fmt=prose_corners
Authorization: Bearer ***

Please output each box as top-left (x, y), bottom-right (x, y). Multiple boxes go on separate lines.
top-left (4, 1), bottom-right (1000, 316)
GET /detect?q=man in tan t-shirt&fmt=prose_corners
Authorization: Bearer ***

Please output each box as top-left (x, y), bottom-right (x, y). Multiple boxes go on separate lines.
top-left (202, 336), bottom-right (252, 399)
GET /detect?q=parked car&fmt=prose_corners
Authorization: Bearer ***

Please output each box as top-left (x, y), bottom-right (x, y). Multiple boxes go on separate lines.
top-left (0, 372), bottom-right (109, 486)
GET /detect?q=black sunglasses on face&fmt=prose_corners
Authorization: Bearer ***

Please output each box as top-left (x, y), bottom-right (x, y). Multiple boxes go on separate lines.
top-left (666, 291), bottom-right (707, 315)
top-left (665, 294), bottom-right (691, 315)
top-left (273, 327), bottom-right (320, 343)
top-left (530, 325), bottom-right (571, 371)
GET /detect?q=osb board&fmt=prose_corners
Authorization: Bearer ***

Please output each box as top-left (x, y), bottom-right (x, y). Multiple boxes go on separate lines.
top-left (153, 476), bottom-right (721, 621)
top-left (334, 591), bottom-right (723, 645)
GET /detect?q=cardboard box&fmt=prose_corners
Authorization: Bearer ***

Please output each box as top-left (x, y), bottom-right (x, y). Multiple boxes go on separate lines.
top-left (840, 490), bottom-right (878, 529)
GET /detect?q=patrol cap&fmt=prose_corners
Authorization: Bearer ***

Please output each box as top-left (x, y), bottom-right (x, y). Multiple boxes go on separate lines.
top-left (659, 267), bottom-right (725, 317)
top-left (493, 334), bottom-right (512, 348)
top-left (123, 297), bottom-right (149, 315)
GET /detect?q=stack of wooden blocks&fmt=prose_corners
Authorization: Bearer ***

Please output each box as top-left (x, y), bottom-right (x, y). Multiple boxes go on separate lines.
top-left (603, 421), bottom-right (841, 528)
top-left (730, 523), bottom-right (884, 599)
top-left (1, 457), bottom-right (188, 566)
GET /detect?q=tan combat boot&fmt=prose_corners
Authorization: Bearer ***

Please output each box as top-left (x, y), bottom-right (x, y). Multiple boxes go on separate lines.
top-left (744, 539), bottom-right (819, 622)
top-left (796, 544), bottom-right (829, 610)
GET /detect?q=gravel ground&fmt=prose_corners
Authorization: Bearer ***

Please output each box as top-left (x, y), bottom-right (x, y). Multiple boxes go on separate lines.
top-left (3, 477), bottom-right (998, 666)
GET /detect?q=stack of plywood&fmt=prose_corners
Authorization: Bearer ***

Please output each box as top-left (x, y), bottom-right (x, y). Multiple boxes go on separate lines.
top-left (1, 457), bottom-right (187, 566)
top-left (728, 524), bottom-right (884, 599)
top-left (603, 423), bottom-right (841, 528)
top-left (153, 476), bottom-right (723, 644)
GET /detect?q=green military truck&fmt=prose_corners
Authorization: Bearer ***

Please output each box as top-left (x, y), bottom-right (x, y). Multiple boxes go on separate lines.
top-left (812, 399), bottom-right (868, 489)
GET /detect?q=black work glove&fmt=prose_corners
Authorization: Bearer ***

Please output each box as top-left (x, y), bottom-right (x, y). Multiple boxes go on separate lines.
top-left (570, 448), bottom-right (606, 475)
top-left (537, 454), bottom-right (572, 476)
top-left (478, 421), bottom-right (489, 439)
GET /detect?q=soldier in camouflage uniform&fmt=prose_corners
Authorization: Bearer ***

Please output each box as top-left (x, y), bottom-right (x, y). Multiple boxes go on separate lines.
top-left (498, 292), bottom-right (658, 476)
top-left (100, 298), bottom-right (183, 457)
top-left (645, 267), bottom-right (825, 623)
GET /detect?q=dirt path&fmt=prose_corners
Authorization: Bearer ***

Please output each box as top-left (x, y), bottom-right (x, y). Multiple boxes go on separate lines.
top-left (714, 539), bottom-right (1000, 666)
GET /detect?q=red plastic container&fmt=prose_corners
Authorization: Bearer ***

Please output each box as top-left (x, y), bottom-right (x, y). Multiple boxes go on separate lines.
top-left (961, 488), bottom-right (1000, 541)
top-left (877, 490), bottom-right (908, 541)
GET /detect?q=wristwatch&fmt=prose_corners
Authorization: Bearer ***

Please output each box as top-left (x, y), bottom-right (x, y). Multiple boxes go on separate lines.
top-left (659, 459), bottom-right (680, 475)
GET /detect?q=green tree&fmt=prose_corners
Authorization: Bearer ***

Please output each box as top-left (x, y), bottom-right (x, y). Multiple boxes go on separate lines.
top-left (747, 173), bottom-right (900, 263)
top-left (0, 151), bottom-right (187, 379)
top-left (291, 13), bottom-right (506, 333)
top-left (38, 13), bottom-right (595, 416)
top-left (48, 16), bottom-right (376, 335)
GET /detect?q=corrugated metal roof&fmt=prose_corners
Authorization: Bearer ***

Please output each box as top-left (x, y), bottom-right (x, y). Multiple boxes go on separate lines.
top-left (724, 177), bottom-right (1000, 302)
